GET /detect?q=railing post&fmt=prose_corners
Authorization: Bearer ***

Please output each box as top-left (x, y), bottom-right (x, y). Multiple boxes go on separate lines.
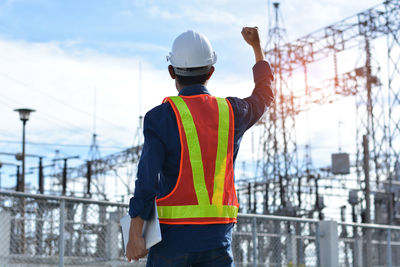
top-left (318, 220), bottom-right (339, 267)
top-left (107, 211), bottom-right (120, 260)
top-left (353, 225), bottom-right (362, 267)
top-left (252, 217), bottom-right (257, 267)
top-left (316, 222), bottom-right (321, 267)
top-left (387, 229), bottom-right (392, 267)
top-left (0, 210), bottom-right (11, 265)
top-left (287, 224), bottom-right (297, 265)
top-left (59, 199), bottom-right (65, 267)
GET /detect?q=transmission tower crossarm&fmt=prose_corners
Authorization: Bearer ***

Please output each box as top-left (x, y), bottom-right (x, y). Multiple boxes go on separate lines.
top-left (57, 145), bottom-right (142, 179)
top-left (264, 0), bottom-right (399, 72)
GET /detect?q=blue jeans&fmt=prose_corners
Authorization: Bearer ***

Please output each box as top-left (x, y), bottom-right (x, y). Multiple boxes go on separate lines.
top-left (146, 245), bottom-right (234, 267)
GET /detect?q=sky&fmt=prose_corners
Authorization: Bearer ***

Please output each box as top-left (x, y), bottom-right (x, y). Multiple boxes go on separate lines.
top-left (0, 0), bottom-right (384, 200)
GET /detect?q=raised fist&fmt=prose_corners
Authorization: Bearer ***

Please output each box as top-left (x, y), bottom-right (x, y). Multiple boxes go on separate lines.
top-left (241, 27), bottom-right (260, 47)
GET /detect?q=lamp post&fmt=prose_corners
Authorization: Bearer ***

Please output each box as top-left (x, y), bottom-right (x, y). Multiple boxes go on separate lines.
top-left (14, 108), bottom-right (35, 192)
top-left (13, 108), bottom-right (35, 254)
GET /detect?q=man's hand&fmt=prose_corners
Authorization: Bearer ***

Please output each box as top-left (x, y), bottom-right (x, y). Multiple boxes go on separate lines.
top-left (241, 27), bottom-right (260, 47)
top-left (126, 216), bottom-right (148, 262)
top-left (241, 26), bottom-right (265, 63)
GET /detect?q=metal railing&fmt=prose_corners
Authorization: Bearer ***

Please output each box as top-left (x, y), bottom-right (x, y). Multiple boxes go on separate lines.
top-left (0, 190), bottom-right (136, 267)
top-left (1, 190), bottom-right (400, 267)
top-left (337, 221), bottom-right (400, 267)
top-left (233, 214), bottom-right (319, 267)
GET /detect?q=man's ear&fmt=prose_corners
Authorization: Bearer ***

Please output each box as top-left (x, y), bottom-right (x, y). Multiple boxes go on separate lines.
top-left (168, 65), bottom-right (176, 79)
top-left (206, 66), bottom-right (215, 80)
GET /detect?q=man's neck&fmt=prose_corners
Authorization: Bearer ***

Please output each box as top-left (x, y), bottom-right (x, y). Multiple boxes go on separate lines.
top-left (176, 81), bottom-right (208, 92)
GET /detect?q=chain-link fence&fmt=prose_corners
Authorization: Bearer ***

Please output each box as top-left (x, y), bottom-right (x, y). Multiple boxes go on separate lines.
top-left (338, 222), bottom-right (400, 267)
top-left (0, 190), bottom-right (145, 267)
top-left (233, 215), bottom-right (319, 267)
top-left (2, 190), bottom-right (400, 267)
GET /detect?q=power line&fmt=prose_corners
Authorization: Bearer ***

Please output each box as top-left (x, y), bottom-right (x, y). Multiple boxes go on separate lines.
top-left (0, 71), bottom-right (135, 133)
top-left (0, 92), bottom-right (133, 146)
top-left (0, 139), bottom-right (127, 150)
top-left (0, 92), bottom-right (93, 135)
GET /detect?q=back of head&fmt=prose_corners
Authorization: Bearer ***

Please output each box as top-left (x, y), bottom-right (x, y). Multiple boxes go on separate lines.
top-left (167, 30), bottom-right (217, 86)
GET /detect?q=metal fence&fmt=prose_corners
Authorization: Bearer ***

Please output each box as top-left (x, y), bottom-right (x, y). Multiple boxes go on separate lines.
top-left (337, 222), bottom-right (400, 267)
top-left (233, 214), bottom-right (319, 267)
top-left (1, 190), bottom-right (400, 267)
top-left (0, 190), bottom-right (140, 267)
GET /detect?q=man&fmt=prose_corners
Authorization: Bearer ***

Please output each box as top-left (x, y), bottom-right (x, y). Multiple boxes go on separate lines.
top-left (127, 27), bottom-right (274, 266)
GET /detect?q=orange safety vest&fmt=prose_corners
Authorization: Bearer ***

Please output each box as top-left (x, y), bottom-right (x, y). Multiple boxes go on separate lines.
top-left (156, 94), bottom-right (239, 225)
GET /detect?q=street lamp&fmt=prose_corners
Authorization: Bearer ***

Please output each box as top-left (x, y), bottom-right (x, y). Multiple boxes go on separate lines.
top-left (14, 108), bottom-right (35, 192)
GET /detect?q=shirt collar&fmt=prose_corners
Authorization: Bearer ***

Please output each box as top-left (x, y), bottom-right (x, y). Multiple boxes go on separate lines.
top-left (178, 84), bottom-right (210, 96)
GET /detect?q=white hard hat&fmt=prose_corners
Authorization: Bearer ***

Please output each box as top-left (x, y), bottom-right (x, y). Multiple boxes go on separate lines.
top-left (167, 30), bottom-right (217, 70)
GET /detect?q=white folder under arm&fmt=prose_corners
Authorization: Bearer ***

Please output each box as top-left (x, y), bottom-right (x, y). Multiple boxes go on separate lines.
top-left (120, 201), bottom-right (162, 254)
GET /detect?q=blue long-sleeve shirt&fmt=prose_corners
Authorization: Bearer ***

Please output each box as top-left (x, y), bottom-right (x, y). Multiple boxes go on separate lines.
top-left (129, 60), bottom-right (274, 253)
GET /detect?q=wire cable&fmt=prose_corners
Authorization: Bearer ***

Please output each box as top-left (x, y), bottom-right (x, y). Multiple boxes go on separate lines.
top-left (0, 71), bottom-right (136, 133)
top-left (0, 92), bottom-right (132, 147)
top-left (0, 139), bottom-right (127, 150)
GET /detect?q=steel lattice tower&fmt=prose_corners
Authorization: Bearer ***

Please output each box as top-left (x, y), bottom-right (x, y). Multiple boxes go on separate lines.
top-left (258, 0), bottom-right (400, 222)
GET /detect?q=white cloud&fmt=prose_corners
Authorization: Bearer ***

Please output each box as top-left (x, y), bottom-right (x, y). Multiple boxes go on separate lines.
top-left (148, 5), bottom-right (181, 20)
top-left (147, 3), bottom-right (240, 29)
top-left (101, 41), bottom-right (169, 53)
top-left (0, 38), bottom-right (172, 150)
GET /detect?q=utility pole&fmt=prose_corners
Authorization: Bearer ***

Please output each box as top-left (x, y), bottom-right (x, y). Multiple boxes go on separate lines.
top-left (0, 152), bottom-right (40, 191)
top-left (38, 157), bottom-right (44, 194)
top-left (363, 135), bottom-right (371, 223)
top-left (86, 161), bottom-right (92, 197)
top-left (315, 176), bottom-right (324, 220)
top-left (36, 157), bottom-right (45, 255)
top-left (264, 182), bottom-right (269, 214)
top-left (363, 134), bottom-right (372, 267)
top-left (248, 183), bottom-right (252, 213)
top-left (62, 159), bottom-right (67, 195)
top-left (16, 165), bottom-right (21, 191)
top-left (53, 156), bottom-right (79, 196)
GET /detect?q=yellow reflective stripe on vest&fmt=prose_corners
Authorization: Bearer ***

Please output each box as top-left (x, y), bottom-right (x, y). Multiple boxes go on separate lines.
top-left (169, 96), bottom-right (210, 206)
top-left (158, 205), bottom-right (238, 219)
top-left (212, 98), bottom-right (230, 205)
